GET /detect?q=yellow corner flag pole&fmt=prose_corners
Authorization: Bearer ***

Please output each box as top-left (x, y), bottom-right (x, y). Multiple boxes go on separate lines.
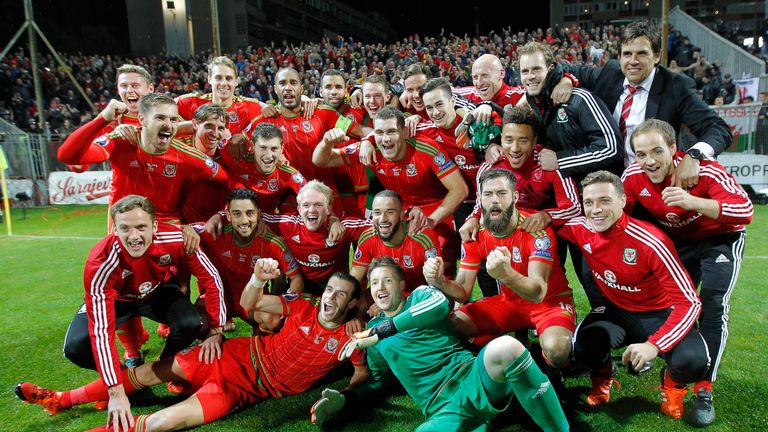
top-left (0, 146), bottom-right (12, 236)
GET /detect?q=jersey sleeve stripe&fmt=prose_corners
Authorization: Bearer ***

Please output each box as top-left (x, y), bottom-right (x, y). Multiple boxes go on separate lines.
top-left (408, 289), bottom-right (448, 316)
top-left (556, 89), bottom-right (619, 169)
top-left (195, 250), bottom-right (227, 326)
top-left (91, 242), bottom-right (121, 386)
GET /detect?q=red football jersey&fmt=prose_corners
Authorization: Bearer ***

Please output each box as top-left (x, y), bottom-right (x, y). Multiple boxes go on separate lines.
top-left (468, 145), bottom-right (581, 225)
top-left (460, 210), bottom-right (572, 304)
top-left (243, 105), bottom-right (356, 190)
top-left (176, 135), bottom-right (230, 223)
top-left (84, 224), bottom-right (226, 387)
top-left (262, 214), bottom-right (371, 283)
top-left (66, 114), bottom-right (143, 173)
top-left (252, 294), bottom-right (365, 397)
top-left (352, 226), bottom-right (441, 295)
top-left (341, 136), bottom-right (458, 215)
top-left (454, 82), bottom-right (526, 108)
top-left (557, 213), bottom-right (700, 353)
top-left (197, 224), bottom-right (299, 320)
top-left (58, 116), bottom-right (227, 222)
top-left (176, 93), bottom-right (263, 135)
top-left (622, 152), bottom-right (753, 242)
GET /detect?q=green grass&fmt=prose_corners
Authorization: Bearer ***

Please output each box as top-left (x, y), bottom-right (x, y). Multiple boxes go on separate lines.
top-left (1, 205), bottom-right (767, 431)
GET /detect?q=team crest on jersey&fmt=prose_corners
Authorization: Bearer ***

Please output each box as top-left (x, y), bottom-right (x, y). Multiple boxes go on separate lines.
top-left (251, 255), bottom-right (261, 266)
top-left (326, 238), bottom-right (336, 247)
top-left (556, 107), bottom-right (568, 123)
top-left (158, 254), bottom-right (172, 265)
top-left (623, 248), bottom-right (637, 265)
top-left (534, 236), bottom-right (551, 251)
top-left (301, 120), bottom-right (313, 132)
top-left (292, 172), bottom-right (305, 184)
top-left (666, 213), bottom-right (681, 223)
top-left (268, 178), bottom-right (278, 191)
top-left (229, 111), bottom-right (239, 122)
top-left (512, 246), bottom-right (522, 263)
top-left (354, 248), bottom-right (362, 260)
top-left (283, 292), bottom-right (299, 301)
top-left (425, 247), bottom-right (438, 259)
top-left (603, 270), bottom-right (617, 283)
top-left (139, 281), bottom-right (153, 294)
top-left (324, 337), bottom-right (339, 353)
top-left (308, 254), bottom-right (321, 263)
top-left (163, 163), bottom-right (177, 177)
top-left (532, 169), bottom-right (543, 182)
top-left (454, 155), bottom-right (466, 166)
top-left (403, 255), bottom-right (414, 268)
top-left (406, 164), bottom-right (417, 176)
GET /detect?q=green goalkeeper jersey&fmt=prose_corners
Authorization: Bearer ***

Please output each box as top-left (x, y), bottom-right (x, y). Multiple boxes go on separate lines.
top-left (358, 286), bottom-right (474, 416)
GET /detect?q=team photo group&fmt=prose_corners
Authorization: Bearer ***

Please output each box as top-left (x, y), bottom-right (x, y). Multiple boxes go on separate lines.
top-left (12, 18), bottom-right (753, 432)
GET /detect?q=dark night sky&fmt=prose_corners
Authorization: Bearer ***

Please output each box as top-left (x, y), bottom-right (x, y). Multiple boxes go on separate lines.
top-left (0, 0), bottom-right (550, 55)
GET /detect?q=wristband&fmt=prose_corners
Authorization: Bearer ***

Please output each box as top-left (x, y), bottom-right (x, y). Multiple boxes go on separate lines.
top-left (369, 319), bottom-right (397, 339)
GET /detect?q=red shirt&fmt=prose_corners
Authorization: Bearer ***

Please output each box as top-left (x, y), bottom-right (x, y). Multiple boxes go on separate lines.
top-left (252, 294), bottom-right (365, 397)
top-left (243, 105), bottom-right (356, 190)
top-left (84, 224), bottom-right (226, 387)
top-left (176, 93), bottom-right (263, 135)
top-left (66, 114), bottom-right (142, 173)
top-left (352, 226), bottom-right (440, 295)
top-left (468, 145), bottom-right (581, 225)
top-left (341, 136), bottom-right (458, 215)
top-left (460, 210), bottom-right (572, 304)
top-left (557, 214), bottom-right (700, 353)
top-left (197, 225), bottom-right (299, 320)
top-left (455, 82), bottom-right (526, 108)
top-left (57, 116), bottom-right (227, 222)
top-left (177, 135), bottom-right (230, 223)
top-left (262, 214), bottom-right (371, 283)
top-left (622, 152), bottom-right (753, 242)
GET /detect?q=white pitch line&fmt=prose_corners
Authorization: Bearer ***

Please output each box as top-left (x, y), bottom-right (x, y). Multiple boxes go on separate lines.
top-left (0, 234), bottom-right (102, 241)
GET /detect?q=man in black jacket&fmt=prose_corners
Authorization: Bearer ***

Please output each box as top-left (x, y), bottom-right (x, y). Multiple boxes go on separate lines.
top-left (563, 20), bottom-right (731, 189)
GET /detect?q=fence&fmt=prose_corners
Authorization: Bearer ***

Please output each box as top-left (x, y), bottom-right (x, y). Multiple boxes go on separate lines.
top-left (0, 118), bottom-right (50, 206)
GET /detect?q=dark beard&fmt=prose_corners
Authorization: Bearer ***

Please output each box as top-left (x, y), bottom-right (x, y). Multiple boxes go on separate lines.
top-left (375, 220), bottom-right (401, 242)
top-left (483, 205), bottom-right (515, 235)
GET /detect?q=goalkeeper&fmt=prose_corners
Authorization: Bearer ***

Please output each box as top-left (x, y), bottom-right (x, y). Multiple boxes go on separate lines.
top-left (311, 256), bottom-right (568, 431)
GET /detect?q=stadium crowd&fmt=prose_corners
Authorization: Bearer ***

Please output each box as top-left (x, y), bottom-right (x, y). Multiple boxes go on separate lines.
top-left (11, 17), bottom-right (754, 432)
top-left (0, 23), bottom-right (755, 137)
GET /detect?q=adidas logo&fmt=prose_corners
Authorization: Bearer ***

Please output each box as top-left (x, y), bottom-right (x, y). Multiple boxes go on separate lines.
top-left (583, 243), bottom-right (592, 254)
top-left (640, 188), bottom-right (651, 197)
top-left (377, 169), bottom-right (386, 175)
top-left (715, 254), bottom-right (730, 263)
top-left (435, 136), bottom-right (443, 143)
top-left (222, 250), bottom-right (232, 257)
top-left (121, 270), bottom-right (133, 278)
top-left (300, 325), bottom-right (310, 335)
top-left (292, 235), bottom-right (300, 243)
top-left (129, 160), bottom-right (140, 168)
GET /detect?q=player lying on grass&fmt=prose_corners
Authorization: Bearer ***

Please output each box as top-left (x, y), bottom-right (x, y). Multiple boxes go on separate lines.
top-left (311, 256), bottom-right (568, 432)
top-left (16, 260), bottom-right (369, 432)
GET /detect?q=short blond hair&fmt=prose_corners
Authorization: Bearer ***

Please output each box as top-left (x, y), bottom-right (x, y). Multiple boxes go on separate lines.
top-left (207, 56), bottom-right (237, 77)
top-left (518, 42), bottom-right (555, 66)
top-left (116, 64), bottom-right (152, 85)
top-left (298, 180), bottom-right (333, 206)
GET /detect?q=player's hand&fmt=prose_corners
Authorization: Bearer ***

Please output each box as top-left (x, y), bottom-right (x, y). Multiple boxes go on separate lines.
top-left (486, 246), bottom-right (515, 282)
top-left (253, 258), bottom-right (281, 282)
top-left (204, 213), bottom-right (224, 239)
top-left (622, 342), bottom-right (659, 371)
top-left (399, 91), bottom-right (411, 110)
top-left (519, 211), bottom-right (552, 233)
top-left (661, 186), bottom-right (698, 210)
top-left (669, 154), bottom-right (700, 189)
top-left (228, 133), bottom-right (249, 161)
top-left (101, 99), bottom-right (128, 123)
top-left (551, 76), bottom-right (574, 105)
top-left (327, 215), bottom-right (346, 243)
top-left (366, 303), bottom-right (382, 317)
top-left (423, 257), bottom-right (446, 287)
top-left (344, 317), bottom-right (365, 336)
top-left (198, 331), bottom-right (223, 364)
top-left (539, 149), bottom-right (559, 171)
top-left (322, 128), bottom-right (350, 146)
top-left (484, 143), bottom-right (503, 164)
top-left (301, 95), bottom-right (319, 119)
top-left (349, 89), bottom-right (363, 109)
top-left (107, 386), bottom-right (133, 432)
top-left (459, 217), bottom-right (480, 242)
top-left (261, 104), bottom-right (279, 118)
top-left (310, 388), bottom-right (346, 427)
top-left (338, 328), bottom-right (379, 361)
top-left (112, 124), bottom-right (140, 146)
top-left (404, 114), bottom-right (421, 138)
top-left (471, 104), bottom-right (493, 126)
top-left (180, 225), bottom-right (200, 255)
top-left (407, 207), bottom-right (428, 235)
top-left (358, 139), bottom-right (377, 166)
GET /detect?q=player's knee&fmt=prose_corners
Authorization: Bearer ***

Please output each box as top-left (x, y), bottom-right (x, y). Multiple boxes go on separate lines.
top-left (540, 336), bottom-right (572, 369)
top-left (667, 349), bottom-right (709, 384)
top-left (485, 335), bottom-right (526, 365)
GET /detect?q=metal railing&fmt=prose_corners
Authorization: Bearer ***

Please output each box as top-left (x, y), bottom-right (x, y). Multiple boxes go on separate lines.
top-left (670, 6), bottom-right (765, 80)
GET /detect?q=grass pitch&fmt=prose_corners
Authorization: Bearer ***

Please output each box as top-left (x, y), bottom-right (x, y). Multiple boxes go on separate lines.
top-left (1, 205), bottom-right (767, 431)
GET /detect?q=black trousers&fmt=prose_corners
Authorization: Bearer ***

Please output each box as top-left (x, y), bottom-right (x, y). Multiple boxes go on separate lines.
top-left (573, 304), bottom-right (710, 384)
top-left (676, 230), bottom-right (746, 382)
top-left (63, 283), bottom-right (203, 370)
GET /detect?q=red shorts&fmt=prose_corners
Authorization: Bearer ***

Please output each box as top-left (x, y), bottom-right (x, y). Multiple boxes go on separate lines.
top-left (175, 337), bottom-right (271, 423)
top-left (459, 295), bottom-right (576, 337)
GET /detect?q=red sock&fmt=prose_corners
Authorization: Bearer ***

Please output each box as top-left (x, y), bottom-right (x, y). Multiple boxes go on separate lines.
top-left (694, 380), bottom-right (712, 393)
top-left (118, 317), bottom-right (147, 359)
top-left (63, 368), bottom-right (146, 407)
top-left (596, 360), bottom-right (613, 377)
top-left (663, 369), bottom-right (686, 389)
top-left (85, 414), bottom-right (149, 432)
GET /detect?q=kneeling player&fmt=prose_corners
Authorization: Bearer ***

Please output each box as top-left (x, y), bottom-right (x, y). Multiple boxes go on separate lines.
top-left (311, 257), bottom-right (568, 432)
top-left (16, 260), bottom-right (367, 432)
